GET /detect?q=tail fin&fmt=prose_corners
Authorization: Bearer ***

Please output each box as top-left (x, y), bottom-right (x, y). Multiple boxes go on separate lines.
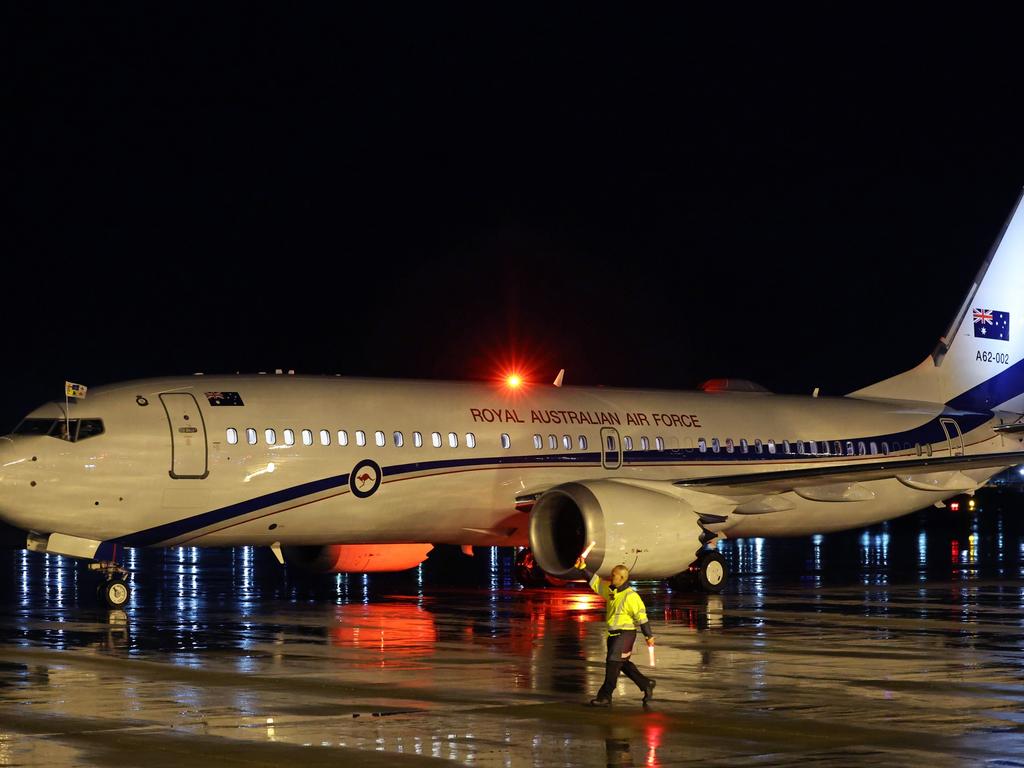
top-left (849, 190), bottom-right (1024, 414)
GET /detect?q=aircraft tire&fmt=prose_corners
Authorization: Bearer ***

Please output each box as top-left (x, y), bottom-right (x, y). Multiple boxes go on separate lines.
top-left (99, 579), bottom-right (130, 609)
top-left (514, 548), bottom-right (568, 588)
top-left (695, 551), bottom-right (727, 593)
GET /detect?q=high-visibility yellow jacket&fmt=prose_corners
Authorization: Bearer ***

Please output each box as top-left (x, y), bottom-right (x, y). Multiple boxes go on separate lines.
top-left (588, 573), bottom-right (651, 635)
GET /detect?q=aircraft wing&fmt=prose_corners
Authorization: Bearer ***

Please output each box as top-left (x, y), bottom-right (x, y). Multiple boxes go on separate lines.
top-left (674, 450), bottom-right (1024, 497)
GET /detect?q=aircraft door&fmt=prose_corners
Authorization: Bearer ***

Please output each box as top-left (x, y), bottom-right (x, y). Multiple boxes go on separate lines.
top-left (939, 418), bottom-right (965, 457)
top-left (600, 427), bottom-right (622, 470)
top-left (160, 393), bottom-right (209, 479)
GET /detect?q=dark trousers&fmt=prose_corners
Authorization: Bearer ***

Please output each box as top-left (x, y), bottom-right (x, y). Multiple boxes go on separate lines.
top-left (596, 630), bottom-right (650, 699)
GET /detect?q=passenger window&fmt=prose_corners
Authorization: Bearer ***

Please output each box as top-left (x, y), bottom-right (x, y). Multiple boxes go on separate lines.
top-left (533, 434), bottom-right (543, 449)
top-left (869, 441), bottom-right (877, 455)
top-left (301, 429), bottom-right (313, 446)
top-left (265, 429), bottom-right (277, 445)
top-left (833, 441), bottom-right (842, 455)
top-left (562, 434), bottom-right (571, 450)
top-left (845, 441), bottom-right (855, 456)
top-left (782, 440), bottom-right (791, 454)
top-left (881, 441), bottom-right (889, 455)
top-left (374, 431), bottom-right (385, 447)
top-left (501, 433), bottom-right (511, 449)
top-left (394, 431), bottom-right (404, 447)
top-left (549, 434), bottom-right (557, 450)
top-left (320, 429), bottom-right (331, 446)
top-left (640, 436), bottom-right (650, 451)
top-left (283, 429), bottom-right (295, 446)
top-left (448, 432), bottom-right (458, 448)
top-left (226, 428), bottom-right (238, 445)
top-left (246, 428), bottom-right (257, 445)
top-left (431, 432), bottom-right (442, 448)
top-left (579, 435), bottom-right (588, 450)
top-left (858, 441), bottom-right (867, 456)
top-left (767, 440), bottom-right (776, 455)
top-left (624, 436), bottom-right (634, 451)
top-left (338, 430), bottom-right (349, 447)
top-left (711, 438), bottom-right (720, 454)
top-left (466, 433), bottom-right (476, 448)
top-left (656, 437), bottom-right (665, 451)
top-left (926, 442), bottom-right (933, 457)
top-left (725, 438), bottom-right (735, 454)
top-left (740, 438), bottom-right (748, 454)
top-left (754, 439), bottom-right (763, 454)
top-left (797, 442), bottom-right (805, 455)
top-left (915, 443), bottom-right (922, 457)
top-left (698, 438), bottom-right (707, 453)
top-left (356, 430), bottom-right (367, 447)
top-left (413, 431), bottom-right (423, 448)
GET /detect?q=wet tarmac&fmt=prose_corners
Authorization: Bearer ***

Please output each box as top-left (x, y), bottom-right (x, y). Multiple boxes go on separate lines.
top-left (3, 488), bottom-right (1024, 766)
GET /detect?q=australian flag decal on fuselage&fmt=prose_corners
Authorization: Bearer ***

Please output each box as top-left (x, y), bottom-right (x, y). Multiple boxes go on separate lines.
top-left (973, 309), bottom-right (1010, 341)
top-left (205, 391), bottom-right (244, 406)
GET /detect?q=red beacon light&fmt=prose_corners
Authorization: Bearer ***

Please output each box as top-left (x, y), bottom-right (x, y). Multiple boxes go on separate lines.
top-left (506, 373), bottom-right (523, 389)
top-left (950, 501), bottom-right (961, 512)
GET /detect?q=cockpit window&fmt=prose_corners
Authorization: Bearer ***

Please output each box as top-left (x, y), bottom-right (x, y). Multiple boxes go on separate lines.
top-left (13, 418), bottom-right (104, 442)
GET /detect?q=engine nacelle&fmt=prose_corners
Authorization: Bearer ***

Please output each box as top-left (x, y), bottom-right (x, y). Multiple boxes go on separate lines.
top-left (528, 480), bottom-right (705, 579)
top-left (282, 543), bottom-right (434, 573)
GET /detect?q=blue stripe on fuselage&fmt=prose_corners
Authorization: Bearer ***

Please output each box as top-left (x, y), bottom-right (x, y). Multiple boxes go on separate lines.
top-left (947, 357), bottom-right (1024, 412)
top-left (106, 410), bottom-right (997, 549)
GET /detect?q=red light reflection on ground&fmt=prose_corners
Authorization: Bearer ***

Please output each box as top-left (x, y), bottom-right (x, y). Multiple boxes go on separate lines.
top-left (330, 602), bottom-right (437, 666)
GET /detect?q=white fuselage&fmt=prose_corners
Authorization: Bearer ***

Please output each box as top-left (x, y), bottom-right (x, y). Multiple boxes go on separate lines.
top-left (0, 374), bottom-right (1014, 551)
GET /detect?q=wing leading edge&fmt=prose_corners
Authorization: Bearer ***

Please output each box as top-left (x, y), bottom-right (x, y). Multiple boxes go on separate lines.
top-left (673, 450), bottom-right (1024, 497)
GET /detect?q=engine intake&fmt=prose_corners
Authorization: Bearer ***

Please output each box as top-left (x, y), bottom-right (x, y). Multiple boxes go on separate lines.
top-left (528, 480), bottom-right (704, 579)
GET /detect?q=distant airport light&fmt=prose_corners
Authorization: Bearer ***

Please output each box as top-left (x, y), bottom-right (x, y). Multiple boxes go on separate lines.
top-left (968, 499), bottom-right (976, 511)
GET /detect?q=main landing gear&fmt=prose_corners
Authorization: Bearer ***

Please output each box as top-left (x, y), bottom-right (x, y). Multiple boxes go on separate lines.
top-left (668, 550), bottom-right (728, 594)
top-left (514, 548), bottom-right (570, 588)
top-left (89, 561), bottom-right (131, 608)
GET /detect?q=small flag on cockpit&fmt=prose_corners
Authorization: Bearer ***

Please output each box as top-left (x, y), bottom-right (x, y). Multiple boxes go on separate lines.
top-left (65, 381), bottom-right (87, 399)
top-left (205, 391), bottom-right (244, 406)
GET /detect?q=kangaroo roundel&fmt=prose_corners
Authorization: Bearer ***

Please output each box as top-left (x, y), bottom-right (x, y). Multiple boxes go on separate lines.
top-left (350, 459), bottom-right (382, 498)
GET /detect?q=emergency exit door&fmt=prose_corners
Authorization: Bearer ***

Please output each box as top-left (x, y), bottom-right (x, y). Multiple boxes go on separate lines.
top-left (600, 427), bottom-right (622, 470)
top-left (939, 418), bottom-right (964, 457)
top-left (160, 393), bottom-right (209, 479)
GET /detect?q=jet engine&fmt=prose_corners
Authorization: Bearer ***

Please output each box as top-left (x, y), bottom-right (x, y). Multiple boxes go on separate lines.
top-left (282, 543), bottom-right (434, 573)
top-left (528, 480), bottom-right (705, 579)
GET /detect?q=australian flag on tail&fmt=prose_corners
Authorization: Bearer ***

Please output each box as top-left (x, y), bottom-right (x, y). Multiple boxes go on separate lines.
top-left (973, 309), bottom-right (1010, 341)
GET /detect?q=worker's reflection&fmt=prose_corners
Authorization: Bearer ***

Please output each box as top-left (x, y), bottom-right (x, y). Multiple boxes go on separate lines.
top-left (598, 718), bottom-right (662, 767)
top-left (523, 590), bottom-right (600, 694)
top-left (603, 722), bottom-right (635, 766)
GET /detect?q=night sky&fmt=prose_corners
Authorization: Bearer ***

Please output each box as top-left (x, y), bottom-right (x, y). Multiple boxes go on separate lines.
top-left (9, 7), bottom-right (1024, 431)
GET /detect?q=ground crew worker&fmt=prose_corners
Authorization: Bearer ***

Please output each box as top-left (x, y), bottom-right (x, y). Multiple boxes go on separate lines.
top-left (575, 556), bottom-right (656, 706)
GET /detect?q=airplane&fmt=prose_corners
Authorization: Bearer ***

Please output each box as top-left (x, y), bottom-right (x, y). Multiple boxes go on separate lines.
top-left (2, 192), bottom-right (1024, 608)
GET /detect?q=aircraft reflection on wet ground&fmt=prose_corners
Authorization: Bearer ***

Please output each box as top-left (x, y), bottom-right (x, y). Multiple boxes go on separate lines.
top-left (2, 489), bottom-right (1024, 766)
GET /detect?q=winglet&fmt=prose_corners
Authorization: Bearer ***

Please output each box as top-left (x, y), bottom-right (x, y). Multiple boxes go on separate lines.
top-left (553, 369), bottom-right (565, 387)
top-left (270, 541), bottom-right (284, 565)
